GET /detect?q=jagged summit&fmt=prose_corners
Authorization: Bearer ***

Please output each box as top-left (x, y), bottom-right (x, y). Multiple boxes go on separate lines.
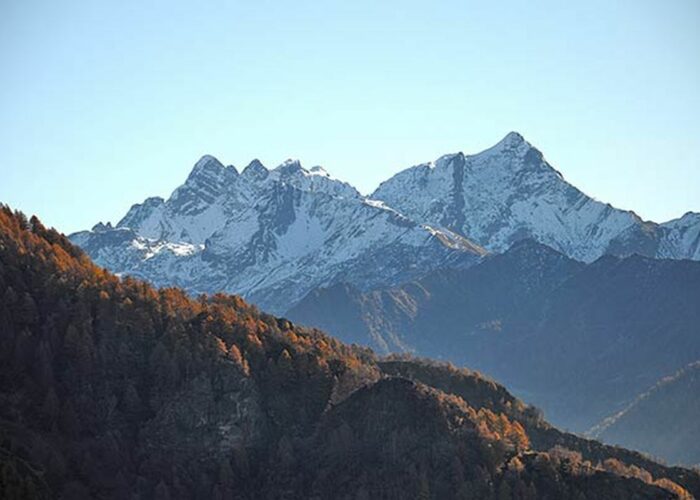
top-left (666, 211), bottom-right (700, 225)
top-left (194, 153), bottom-right (221, 167)
top-left (432, 152), bottom-right (465, 169)
top-left (71, 132), bottom-right (700, 314)
top-left (309, 165), bottom-right (329, 175)
top-left (476, 131), bottom-right (546, 171)
top-left (70, 150), bottom-right (484, 312)
top-left (241, 158), bottom-right (268, 181)
top-left (275, 158), bottom-right (302, 172)
top-left (92, 221), bottom-right (113, 232)
top-left (493, 130), bottom-right (526, 149)
top-left (246, 158), bottom-right (264, 167)
top-left (190, 154), bottom-right (225, 173)
top-left (184, 155), bottom-right (232, 191)
top-left (371, 134), bottom-right (642, 261)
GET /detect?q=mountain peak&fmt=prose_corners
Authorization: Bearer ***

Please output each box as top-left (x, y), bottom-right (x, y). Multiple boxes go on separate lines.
top-left (663, 211), bottom-right (700, 227)
top-left (433, 152), bottom-right (465, 169)
top-left (488, 131), bottom-right (530, 154)
top-left (370, 131), bottom-right (644, 262)
top-left (193, 154), bottom-right (224, 171)
top-left (266, 160), bottom-right (362, 199)
top-left (91, 221), bottom-right (113, 232)
top-left (241, 159), bottom-right (269, 182)
top-left (143, 196), bottom-right (165, 206)
top-left (245, 158), bottom-right (265, 170)
top-left (503, 130), bottom-right (525, 143)
top-left (186, 155), bottom-right (226, 183)
top-left (309, 165), bottom-right (330, 176)
top-left (275, 159), bottom-right (304, 175)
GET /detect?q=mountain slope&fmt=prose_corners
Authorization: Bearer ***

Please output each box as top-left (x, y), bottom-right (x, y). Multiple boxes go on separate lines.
top-left (1, 205), bottom-right (697, 499)
top-left (379, 357), bottom-right (700, 495)
top-left (371, 132), bottom-right (700, 262)
top-left (289, 239), bottom-right (584, 353)
top-left (591, 361), bottom-right (700, 466)
top-left (288, 241), bottom-right (700, 437)
top-left (71, 158), bottom-right (485, 314)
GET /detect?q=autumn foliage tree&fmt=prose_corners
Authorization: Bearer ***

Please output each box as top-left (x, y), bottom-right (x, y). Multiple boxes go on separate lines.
top-left (0, 204), bottom-right (697, 500)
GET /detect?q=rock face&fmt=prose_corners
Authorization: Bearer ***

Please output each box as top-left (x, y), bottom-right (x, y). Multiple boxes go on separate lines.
top-left (371, 132), bottom-right (700, 262)
top-left (71, 158), bottom-right (485, 314)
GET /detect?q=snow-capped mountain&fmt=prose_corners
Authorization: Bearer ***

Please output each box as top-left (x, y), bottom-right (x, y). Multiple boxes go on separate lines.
top-left (71, 158), bottom-right (484, 313)
top-left (115, 156), bottom-right (361, 245)
top-left (371, 132), bottom-right (700, 262)
top-left (71, 132), bottom-right (699, 313)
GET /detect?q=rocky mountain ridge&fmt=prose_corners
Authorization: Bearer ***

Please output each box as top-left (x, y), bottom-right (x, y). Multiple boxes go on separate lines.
top-left (371, 132), bottom-right (700, 262)
top-left (71, 157), bottom-right (484, 313)
top-left (71, 132), bottom-right (699, 316)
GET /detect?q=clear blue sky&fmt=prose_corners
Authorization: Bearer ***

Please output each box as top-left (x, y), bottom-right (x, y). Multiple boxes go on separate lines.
top-left (1, 0), bottom-right (698, 234)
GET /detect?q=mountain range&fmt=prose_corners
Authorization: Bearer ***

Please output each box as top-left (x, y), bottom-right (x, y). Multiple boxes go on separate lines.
top-left (71, 156), bottom-right (484, 314)
top-left (372, 132), bottom-right (700, 262)
top-left (67, 133), bottom-right (700, 468)
top-left (1, 205), bottom-right (698, 499)
top-left (70, 132), bottom-right (700, 316)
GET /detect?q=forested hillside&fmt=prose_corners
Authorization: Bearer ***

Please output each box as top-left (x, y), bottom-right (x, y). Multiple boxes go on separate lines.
top-left (0, 205), bottom-right (696, 499)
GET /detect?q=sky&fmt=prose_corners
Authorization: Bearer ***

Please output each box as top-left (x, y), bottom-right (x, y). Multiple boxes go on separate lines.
top-left (1, 0), bottom-right (698, 235)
